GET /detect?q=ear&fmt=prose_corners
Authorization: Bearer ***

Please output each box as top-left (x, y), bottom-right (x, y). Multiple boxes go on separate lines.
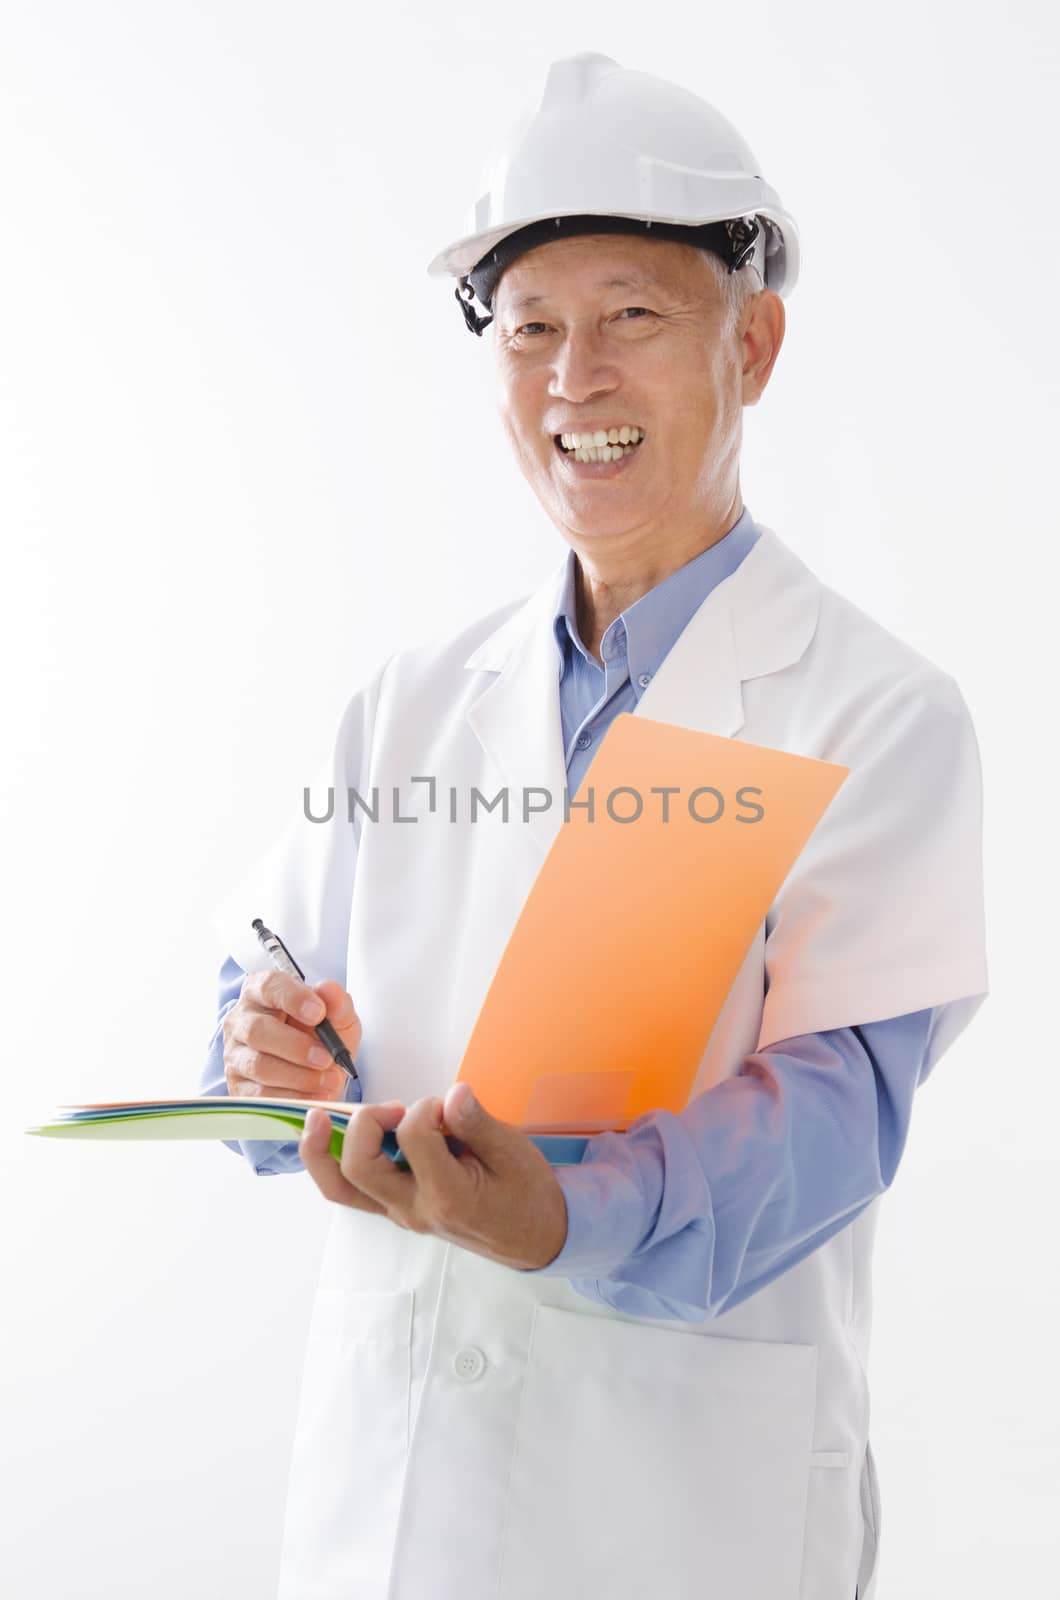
top-left (741, 289), bottom-right (785, 407)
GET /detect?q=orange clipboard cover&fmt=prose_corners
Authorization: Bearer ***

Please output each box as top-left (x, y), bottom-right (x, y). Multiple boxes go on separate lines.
top-left (455, 712), bottom-right (848, 1132)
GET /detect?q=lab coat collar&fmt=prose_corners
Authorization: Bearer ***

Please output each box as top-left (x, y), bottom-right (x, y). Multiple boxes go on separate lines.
top-left (462, 524), bottom-right (821, 857)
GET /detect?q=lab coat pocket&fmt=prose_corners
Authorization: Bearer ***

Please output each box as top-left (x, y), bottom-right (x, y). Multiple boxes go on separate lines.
top-left (278, 1288), bottom-right (413, 1600)
top-left (496, 1304), bottom-right (818, 1600)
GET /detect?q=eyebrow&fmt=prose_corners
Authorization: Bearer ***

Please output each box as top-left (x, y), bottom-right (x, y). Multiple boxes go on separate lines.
top-left (507, 275), bottom-right (661, 312)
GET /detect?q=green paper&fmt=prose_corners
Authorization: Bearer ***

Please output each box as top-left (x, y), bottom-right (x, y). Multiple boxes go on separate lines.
top-left (25, 1107), bottom-right (341, 1152)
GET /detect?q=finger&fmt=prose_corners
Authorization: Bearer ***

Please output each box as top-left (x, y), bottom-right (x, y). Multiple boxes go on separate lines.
top-left (310, 981), bottom-right (362, 1053)
top-left (240, 968), bottom-right (327, 1025)
top-left (393, 1097), bottom-right (471, 1219)
top-left (338, 1102), bottom-right (415, 1210)
top-left (227, 1046), bottom-right (348, 1100)
top-left (231, 1008), bottom-right (336, 1071)
top-left (299, 1108), bottom-right (387, 1214)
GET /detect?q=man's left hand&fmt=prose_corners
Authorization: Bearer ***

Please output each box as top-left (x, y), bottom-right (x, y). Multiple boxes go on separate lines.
top-left (298, 1083), bottom-right (569, 1271)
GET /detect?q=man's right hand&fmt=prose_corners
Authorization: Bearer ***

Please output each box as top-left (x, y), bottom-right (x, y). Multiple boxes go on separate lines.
top-left (222, 971), bottom-right (362, 1102)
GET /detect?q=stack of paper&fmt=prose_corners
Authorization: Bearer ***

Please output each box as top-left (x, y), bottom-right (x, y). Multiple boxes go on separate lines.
top-left (24, 1097), bottom-right (590, 1168)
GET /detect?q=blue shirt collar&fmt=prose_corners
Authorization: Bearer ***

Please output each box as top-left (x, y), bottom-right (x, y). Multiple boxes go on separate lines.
top-left (552, 506), bottom-right (761, 682)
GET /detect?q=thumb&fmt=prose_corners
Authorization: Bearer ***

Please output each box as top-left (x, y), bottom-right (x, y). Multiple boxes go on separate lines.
top-left (444, 1083), bottom-right (507, 1153)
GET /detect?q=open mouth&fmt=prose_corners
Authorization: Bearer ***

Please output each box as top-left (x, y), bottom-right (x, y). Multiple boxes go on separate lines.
top-left (555, 428), bottom-right (645, 464)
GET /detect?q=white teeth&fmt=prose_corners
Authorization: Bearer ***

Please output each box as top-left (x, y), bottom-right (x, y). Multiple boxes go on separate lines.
top-left (570, 443), bottom-right (637, 462)
top-left (560, 426), bottom-right (645, 451)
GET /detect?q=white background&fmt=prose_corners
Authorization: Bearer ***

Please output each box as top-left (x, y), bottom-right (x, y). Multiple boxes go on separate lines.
top-left (2, 2), bottom-right (1056, 1594)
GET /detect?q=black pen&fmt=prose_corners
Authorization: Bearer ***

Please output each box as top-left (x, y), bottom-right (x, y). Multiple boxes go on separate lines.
top-left (251, 919), bottom-right (359, 1084)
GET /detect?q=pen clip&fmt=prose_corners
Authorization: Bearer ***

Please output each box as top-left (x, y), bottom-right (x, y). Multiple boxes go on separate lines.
top-left (251, 918), bottom-right (306, 981)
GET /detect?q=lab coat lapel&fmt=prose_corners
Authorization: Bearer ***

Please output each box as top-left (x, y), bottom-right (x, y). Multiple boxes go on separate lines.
top-left (634, 523), bottom-right (821, 731)
top-left (464, 557), bottom-right (571, 860)
top-left (462, 524), bottom-right (820, 855)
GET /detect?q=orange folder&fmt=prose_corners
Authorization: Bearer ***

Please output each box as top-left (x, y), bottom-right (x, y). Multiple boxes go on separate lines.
top-left (456, 712), bottom-right (848, 1132)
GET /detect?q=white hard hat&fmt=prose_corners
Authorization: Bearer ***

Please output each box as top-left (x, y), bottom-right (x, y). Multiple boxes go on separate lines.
top-left (427, 52), bottom-right (801, 335)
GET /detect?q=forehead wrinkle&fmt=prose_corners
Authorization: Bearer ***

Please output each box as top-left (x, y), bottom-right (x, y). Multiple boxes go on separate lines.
top-left (506, 273), bottom-right (664, 313)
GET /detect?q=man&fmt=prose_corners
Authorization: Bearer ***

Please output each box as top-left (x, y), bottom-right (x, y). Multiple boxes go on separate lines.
top-left (203, 53), bottom-right (988, 1600)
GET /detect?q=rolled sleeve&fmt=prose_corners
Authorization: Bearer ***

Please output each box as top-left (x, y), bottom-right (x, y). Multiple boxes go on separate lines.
top-left (519, 1008), bottom-right (943, 1323)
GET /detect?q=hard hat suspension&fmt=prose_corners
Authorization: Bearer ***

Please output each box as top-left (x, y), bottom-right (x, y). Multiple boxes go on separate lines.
top-left (453, 213), bottom-right (763, 337)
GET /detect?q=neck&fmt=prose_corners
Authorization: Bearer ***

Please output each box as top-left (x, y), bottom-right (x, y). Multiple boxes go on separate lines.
top-left (572, 494), bottom-right (744, 662)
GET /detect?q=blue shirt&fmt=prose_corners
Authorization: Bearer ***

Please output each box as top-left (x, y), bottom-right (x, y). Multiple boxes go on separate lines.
top-left (200, 505), bottom-right (947, 1321)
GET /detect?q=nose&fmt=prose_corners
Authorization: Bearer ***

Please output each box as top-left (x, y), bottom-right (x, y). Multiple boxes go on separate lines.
top-left (547, 326), bottom-right (620, 405)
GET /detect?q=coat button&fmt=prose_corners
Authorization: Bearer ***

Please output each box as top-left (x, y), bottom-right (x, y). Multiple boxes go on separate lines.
top-left (452, 1345), bottom-right (487, 1382)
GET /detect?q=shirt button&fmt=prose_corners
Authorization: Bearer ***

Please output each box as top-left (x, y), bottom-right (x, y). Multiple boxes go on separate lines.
top-left (637, 672), bottom-right (652, 688)
top-left (575, 732), bottom-right (592, 750)
top-left (452, 1346), bottom-right (487, 1382)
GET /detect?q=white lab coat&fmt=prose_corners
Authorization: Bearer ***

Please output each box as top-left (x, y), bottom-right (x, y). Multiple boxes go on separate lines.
top-left (215, 523), bottom-right (988, 1600)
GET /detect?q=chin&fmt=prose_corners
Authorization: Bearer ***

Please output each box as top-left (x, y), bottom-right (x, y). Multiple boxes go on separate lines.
top-left (563, 511), bottom-right (645, 542)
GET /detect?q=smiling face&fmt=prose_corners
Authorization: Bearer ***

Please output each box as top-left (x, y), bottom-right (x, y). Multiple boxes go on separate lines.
top-left (490, 233), bottom-right (784, 567)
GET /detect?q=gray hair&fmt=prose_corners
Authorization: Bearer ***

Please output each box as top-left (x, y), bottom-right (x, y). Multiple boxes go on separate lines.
top-left (697, 248), bottom-right (766, 335)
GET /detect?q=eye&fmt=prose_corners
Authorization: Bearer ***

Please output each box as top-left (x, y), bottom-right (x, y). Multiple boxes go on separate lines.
top-left (509, 307), bottom-right (655, 340)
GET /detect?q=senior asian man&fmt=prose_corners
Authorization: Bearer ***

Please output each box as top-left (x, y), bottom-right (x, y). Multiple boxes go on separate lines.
top-left (204, 53), bottom-right (988, 1600)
